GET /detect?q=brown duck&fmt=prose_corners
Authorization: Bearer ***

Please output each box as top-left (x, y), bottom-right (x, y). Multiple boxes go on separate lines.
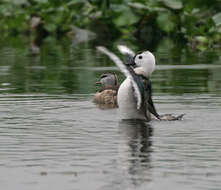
top-left (93, 73), bottom-right (118, 108)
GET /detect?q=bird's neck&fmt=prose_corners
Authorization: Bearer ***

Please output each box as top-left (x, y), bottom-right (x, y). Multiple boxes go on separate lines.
top-left (134, 67), bottom-right (151, 79)
top-left (99, 85), bottom-right (118, 92)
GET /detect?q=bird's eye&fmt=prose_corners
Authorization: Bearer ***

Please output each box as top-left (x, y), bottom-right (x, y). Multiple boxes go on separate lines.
top-left (138, 55), bottom-right (143, 59)
top-left (100, 74), bottom-right (107, 79)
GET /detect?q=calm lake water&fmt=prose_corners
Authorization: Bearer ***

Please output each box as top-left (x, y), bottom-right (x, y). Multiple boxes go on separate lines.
top-left (0, 36), bottom-right (221, 190)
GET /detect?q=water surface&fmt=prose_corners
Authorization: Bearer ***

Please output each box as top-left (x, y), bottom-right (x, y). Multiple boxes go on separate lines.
top-left (0, 37), bottom-right (221, 190)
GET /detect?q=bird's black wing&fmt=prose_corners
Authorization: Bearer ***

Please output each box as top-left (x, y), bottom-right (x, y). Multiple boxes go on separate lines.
top-left (140, 77), bottom-right (161, 120)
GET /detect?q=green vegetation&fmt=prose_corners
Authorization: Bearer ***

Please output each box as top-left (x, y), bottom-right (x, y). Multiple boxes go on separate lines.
top-left (0, 0), bottom-right (221, 49)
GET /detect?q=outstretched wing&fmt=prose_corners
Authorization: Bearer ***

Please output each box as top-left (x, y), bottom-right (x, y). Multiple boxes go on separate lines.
top-left (117, 45), bottom-right (135, 66)
top-left (96, 46), bottom-right (143, 109)
top-left (117, 45), bottom-right (135, 56)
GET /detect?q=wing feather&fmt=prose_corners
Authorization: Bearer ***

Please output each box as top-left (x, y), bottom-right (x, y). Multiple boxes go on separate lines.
top-left (117, 45), bottom-right (135, 56)
top-left (117, 45), bottom-right (135, 66)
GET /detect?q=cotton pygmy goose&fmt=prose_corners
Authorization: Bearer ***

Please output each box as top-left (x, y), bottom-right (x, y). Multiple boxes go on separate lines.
top-left (117, 50), bottom-right (160, 121)
top-left (96, 45), bottom-right (185, 121)
top-left (96, 46), bottom-right (160, 120)
top-left (93, 72), bottom-right (118, 107)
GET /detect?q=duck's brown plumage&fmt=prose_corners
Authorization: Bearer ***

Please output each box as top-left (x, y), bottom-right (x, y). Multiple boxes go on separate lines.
top-left (93, 89), bottom-right (117, 106)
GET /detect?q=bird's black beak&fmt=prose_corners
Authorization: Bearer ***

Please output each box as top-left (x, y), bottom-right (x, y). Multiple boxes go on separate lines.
top-left (95, 81), bottom-right (101, 85)
top-left (125, 55), bottom-right (136, 68)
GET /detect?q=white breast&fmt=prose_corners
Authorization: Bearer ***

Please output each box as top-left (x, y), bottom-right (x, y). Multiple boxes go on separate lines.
top-left (117, 78), bottom-right (146, 120)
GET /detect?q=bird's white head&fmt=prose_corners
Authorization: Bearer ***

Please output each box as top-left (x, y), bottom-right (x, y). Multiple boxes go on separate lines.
top-left (133, 51), bottom-right (156, 77)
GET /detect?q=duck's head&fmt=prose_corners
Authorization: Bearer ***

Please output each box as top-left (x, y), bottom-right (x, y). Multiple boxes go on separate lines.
top-left (127, 51), bottom-right (156, 78)
top-left (96, 72), bottom-right (118, 88)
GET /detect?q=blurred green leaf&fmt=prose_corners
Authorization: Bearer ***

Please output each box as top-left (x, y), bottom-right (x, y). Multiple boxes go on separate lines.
top-left (67, 0), bottom-right (87, 7)
top-left (11, 0), bottom-right (28, 5)
top-left (33, 0), bottom-right (48, 3)
top-left (128, 2), bottom-right (149, 10)
top-left (157, 12), bottom-right (175, 33)
top-left (113, 7), bottom-right (139, 27)
top-left (212, 12), bottom-right (221, 26)
top-left (44, 23), bottom-right (57, 33)
top-left (158, 0), bottom-right (183, 10)
top-left (195, 36), bottom-right (208, 44)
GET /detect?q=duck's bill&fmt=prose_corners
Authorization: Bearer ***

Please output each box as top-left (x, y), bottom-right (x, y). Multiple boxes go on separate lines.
top-left (125, 55), bottom-right (136, 68)
top-left (95, 81), bottom-right (102, 85)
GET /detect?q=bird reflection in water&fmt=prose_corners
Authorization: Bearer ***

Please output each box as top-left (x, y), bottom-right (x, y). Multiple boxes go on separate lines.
top-left (118, 119), bottom-right (153, 187)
